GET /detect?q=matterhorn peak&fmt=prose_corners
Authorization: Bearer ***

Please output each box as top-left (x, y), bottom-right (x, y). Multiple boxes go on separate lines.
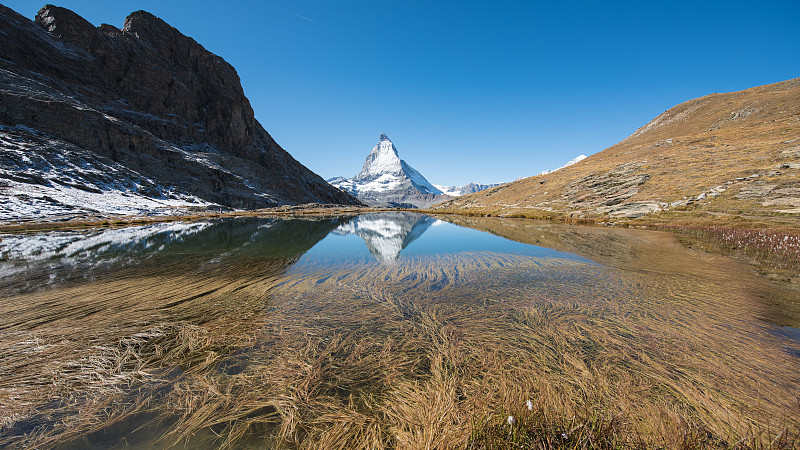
top-left (357, 133), bottom-right (403, 179)
top-left (327, 133), bottom-right (448, 207)
top-left (327, 133), bottom-right (507, 208)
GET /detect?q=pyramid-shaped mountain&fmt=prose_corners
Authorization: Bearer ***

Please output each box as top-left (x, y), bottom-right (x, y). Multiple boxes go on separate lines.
top-left (328, 134), bottom-right (451, 208)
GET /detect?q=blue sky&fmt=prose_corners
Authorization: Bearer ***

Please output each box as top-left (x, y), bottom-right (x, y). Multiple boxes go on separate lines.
top-left (5, 1), bottom-right (800, 185)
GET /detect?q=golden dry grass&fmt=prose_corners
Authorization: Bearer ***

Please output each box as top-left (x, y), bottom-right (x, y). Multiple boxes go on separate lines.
top-left (1, 218), bottom-right (799, 448)
top-left (432, 77), bottom-right (800, 228)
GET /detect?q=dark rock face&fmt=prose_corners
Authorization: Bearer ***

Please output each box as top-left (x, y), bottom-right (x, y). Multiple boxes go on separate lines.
top-left (0, 4), bottom-right (360, 208)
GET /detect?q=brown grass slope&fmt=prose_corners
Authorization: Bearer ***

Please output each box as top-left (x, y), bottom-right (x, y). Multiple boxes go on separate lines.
top-left (432, 77), bottom-right (800, 225)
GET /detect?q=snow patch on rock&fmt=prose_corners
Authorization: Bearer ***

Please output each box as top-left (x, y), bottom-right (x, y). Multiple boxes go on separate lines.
top-left (0, 126), bottom-right (216, 222)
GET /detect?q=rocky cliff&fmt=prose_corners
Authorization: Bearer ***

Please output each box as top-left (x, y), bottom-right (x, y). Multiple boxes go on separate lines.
top-left (0, 4), bottom-right (360, 220)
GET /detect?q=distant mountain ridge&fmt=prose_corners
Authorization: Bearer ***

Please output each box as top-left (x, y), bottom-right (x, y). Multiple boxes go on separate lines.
top-left (0, 4), bottom-right (360, 221)
top-left (433, 182), bottom-right (505, 197)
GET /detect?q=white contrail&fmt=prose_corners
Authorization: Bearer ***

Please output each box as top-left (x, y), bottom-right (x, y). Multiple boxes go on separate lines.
top-left (286, 10), bottom-right (314, 22)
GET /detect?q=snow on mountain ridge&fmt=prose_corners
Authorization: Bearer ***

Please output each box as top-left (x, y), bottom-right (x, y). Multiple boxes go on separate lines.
top-left (539, 155), bottom-right (588, 175)
top-left (433, 185), bottom-right (463, 197)
top-left (399, 160), bottom-right (442, 195)
top-left (433, 182), bottom-right (505, 197)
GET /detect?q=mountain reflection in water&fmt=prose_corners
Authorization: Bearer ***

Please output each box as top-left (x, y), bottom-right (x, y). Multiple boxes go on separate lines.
top-left (332, 212), bottom-right (436, 261)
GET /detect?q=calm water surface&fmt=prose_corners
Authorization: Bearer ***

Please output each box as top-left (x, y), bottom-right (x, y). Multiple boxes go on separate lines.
top-left (0, 213), bottom-right (798, 448)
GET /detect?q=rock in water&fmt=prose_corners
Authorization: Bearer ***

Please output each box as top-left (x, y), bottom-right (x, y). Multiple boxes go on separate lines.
top-left (0, 4), bottom-right (360, 219)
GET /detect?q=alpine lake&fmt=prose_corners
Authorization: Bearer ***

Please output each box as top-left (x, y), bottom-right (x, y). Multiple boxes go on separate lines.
top-left (0, 212), bottom-right (798, 448)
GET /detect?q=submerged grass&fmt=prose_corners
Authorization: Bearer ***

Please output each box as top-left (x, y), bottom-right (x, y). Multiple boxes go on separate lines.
top-left (667, 225), bottom-right (800, 272)
top-left (1, 222), bottom-right (799, 448)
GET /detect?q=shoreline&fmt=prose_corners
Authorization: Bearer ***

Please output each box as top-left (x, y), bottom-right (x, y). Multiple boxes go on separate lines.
top-left (0, 204), bottom-right (378, 233)
top-left (3, 204), bottom-right (798, 292)
top-left (4, 200), bottom-right (799, 233)
top-left (4, 204), bottom-right (798, 271)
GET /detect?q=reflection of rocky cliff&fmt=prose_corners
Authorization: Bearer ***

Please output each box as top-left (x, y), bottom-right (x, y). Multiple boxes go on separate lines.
top-left (0, 217), bottom-right (349, 295)
top-left (333, 212), bottom-right (435, 261)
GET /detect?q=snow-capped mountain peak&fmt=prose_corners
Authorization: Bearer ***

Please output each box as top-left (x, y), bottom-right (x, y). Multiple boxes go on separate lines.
top-left (356, 133), bottom-right (403, 179)
top-left (328, 133), bottom-right (509, 206)
top-left (328, 134), bottom-right (446, 208)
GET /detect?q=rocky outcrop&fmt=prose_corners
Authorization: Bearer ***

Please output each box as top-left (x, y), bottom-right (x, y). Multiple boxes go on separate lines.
top-left (562, 162), bottom-right (650, 208)
top-left (0, 4), bottom-right (360, 213)
top-left (736, 180), bottom-right (800, 213)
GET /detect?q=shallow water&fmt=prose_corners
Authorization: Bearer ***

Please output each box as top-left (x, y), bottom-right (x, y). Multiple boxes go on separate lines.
top-left (0, 213), bottom-right (798, 448)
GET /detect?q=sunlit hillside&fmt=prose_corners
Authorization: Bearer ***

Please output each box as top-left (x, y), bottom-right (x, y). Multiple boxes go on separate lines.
top-left (433, 77), bottom-right (800, 225)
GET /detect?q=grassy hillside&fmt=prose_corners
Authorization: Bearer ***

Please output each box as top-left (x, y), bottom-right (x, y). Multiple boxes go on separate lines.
top-left (432, 77), bottom-right (800, 228)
